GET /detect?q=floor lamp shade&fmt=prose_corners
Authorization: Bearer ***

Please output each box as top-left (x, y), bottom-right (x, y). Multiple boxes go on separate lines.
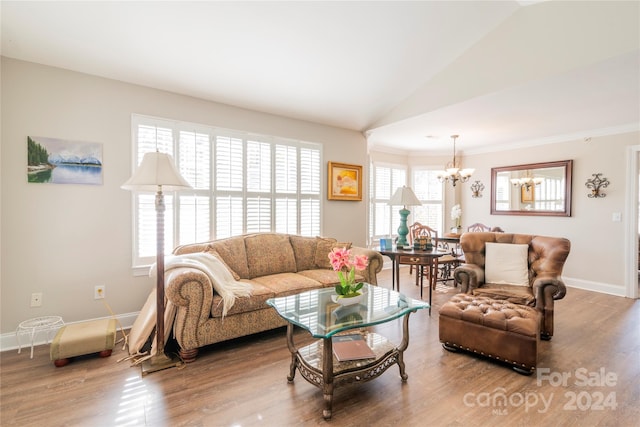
top-left (389, 186), bottom-right (422, 247)
top-left (121, 152), bottom-right (191, 191)
top-left (122, 151), bottom-right (192, 374)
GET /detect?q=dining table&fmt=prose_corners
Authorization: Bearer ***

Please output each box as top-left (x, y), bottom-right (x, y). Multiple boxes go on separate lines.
top-left (378, 246), bottom-right (452, 314)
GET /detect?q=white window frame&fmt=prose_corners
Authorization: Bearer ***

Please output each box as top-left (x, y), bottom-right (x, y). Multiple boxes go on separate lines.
top-left (128, 114), bottom-right (322, 271)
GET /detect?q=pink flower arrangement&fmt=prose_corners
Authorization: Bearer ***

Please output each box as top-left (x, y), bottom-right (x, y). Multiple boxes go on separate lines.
top-left (328, 247), bottom-right (369, 298)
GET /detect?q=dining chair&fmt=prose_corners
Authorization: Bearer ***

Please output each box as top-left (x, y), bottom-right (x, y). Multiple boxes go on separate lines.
top-left (467, 223), bottom-right (492, 232)
top-left (408, 222), bottom-right (427, 276)
top-left (410, 224), bottom-right (460, 288)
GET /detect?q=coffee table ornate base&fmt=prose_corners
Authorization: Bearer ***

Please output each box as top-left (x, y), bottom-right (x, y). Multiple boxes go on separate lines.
top-left (285, 312), bottom-right (414, 420)
top-left (267, 284), bottom-right (428, 420)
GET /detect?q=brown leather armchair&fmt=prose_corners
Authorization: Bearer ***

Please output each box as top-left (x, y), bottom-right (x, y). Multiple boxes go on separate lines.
top-left (453, 232), bottom-right (570, 340)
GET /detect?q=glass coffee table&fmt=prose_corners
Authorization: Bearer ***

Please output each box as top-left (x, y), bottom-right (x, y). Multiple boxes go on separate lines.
top-left (267, 284), bottom-right (428, 420)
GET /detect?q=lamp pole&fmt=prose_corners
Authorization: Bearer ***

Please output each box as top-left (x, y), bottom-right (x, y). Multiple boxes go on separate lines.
top-left (140, 187), bottom-right (180, 374)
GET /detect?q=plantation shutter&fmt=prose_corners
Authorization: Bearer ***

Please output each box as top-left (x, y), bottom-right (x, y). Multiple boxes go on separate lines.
top-left (370, 164), bottom-right (407, 243)
top-left (411, 168), bottom-right (443, 233)
top-left (132, 123), bottom-right (175, 265)
top-left (178, 130), bottom-right (211, 245)
top-left (131, 115), bottom-right (322, 268)
top-left (246, 140), bottom-right (272, 233)
top-left (299, 147), bottom-right (320, 236)
top-left (215, 135), bottom-right (244, 238)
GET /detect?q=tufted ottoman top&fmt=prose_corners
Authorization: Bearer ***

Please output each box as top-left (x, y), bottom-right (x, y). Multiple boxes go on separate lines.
top-left (439, 293), bottom-right (540, 338)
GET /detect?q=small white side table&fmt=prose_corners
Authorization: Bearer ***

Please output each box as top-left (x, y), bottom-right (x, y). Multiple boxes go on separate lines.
top-left (16, 316), bottom-right (65, 359)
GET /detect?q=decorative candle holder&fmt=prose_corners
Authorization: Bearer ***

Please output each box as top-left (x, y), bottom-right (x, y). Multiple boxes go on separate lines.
top-left (585, 173), bottom-right (609, 198)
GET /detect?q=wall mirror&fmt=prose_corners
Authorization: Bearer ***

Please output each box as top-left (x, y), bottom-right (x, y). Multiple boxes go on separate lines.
top-left (491, 160), bottom-right (573, 216)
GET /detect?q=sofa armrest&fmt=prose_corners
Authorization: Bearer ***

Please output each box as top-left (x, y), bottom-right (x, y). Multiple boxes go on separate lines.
top-left (350, 246), bottom-right (384, 285)
top-left (453, 263), bottom-right (484, 293)
top-left (165, 267), bottom-right (214, 351)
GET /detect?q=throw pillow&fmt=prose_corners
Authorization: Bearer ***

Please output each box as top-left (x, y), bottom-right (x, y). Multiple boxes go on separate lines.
top-left (484, 242), bottom-right (529, 286)
top-left (315, 237), bottom-right (352, 269)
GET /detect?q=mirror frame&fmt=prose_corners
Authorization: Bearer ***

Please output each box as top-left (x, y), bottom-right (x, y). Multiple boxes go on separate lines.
top-left (490, 159), bottom-right (573, 217)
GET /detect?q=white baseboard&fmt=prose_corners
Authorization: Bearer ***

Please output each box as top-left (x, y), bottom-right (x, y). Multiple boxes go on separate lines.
top-left (563, 277), bottom-right (627, 298)
top-left (380, 266), bottom-right (629, 298)
top-left (0, 312), bottom-right (139, 353)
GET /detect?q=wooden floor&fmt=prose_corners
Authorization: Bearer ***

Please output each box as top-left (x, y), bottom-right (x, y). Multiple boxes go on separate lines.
top-left (1, 267), bottom-right (639, 426)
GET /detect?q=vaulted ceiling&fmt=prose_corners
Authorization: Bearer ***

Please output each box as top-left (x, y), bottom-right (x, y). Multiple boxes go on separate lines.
top-left (2, 1), bottom-right (638, 155)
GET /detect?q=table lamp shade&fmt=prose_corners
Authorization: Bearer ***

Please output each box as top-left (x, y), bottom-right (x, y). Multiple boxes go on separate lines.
top-left (389, 186), bottom-right (421, 247)
top-left (121, 152), bottom-right (191, 191)
top-left (389, 186), bottom-right (421, 208)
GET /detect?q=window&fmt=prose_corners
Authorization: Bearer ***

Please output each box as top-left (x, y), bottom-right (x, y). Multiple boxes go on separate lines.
top-left (411, 168), bottom-right (444, 234)
top-left (369, 162), bottom-right (407, 246)
top-left (129, 115), bottom-right (321, 268)
top-left (369, 163), bottom-right (445, 246)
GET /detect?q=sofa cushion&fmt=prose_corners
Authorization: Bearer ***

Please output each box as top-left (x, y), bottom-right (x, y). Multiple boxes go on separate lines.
top-left (289, 235), bottom-right (317, 271)
top-left (485, 242), bottom-right (529, 286)
top-left (245, 234), bottom-right (297, 279)
top-left (471, 284), bottom-right (535, 306)
top-left (252, 272), bottom-right (323, 297)
top-left (298, 269), bottom-right (365, 287)
top-left (207, 237), bottom-right (250, 279)
top-left (210, 281), bottom-right (275, 318)
top-left (315, 237), bottom-right (352, 269)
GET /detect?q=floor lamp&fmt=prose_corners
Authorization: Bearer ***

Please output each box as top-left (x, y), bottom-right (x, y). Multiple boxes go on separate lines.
top-left (389, 186), bottom-right (422, 248)
top-left (122, 152), bottom-right (192, 375)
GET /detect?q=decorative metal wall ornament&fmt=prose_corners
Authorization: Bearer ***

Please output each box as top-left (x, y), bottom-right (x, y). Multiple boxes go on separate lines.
top-left (585, 173), bottom-right (609, 198)
top-left (470, 180), bottom-right (485, 198)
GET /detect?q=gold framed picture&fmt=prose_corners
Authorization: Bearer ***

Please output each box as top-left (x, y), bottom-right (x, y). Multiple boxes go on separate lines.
top-left (521, 184), bottom-right (534, 203)
top-left (327, 161), bottom-right (362, 201)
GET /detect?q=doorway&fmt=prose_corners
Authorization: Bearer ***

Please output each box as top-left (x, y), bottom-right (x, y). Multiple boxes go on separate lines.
top-left (627, 146), bottom-right (640, 298)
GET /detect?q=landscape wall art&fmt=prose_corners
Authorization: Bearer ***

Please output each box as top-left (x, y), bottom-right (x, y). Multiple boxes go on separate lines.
top-left (27, 136), bottom-right (103, 185)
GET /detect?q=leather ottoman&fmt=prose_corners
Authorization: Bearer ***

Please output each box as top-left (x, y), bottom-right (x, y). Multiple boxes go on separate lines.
top-left (439, 294), bottom-right (541, 374)
top-left (50, 319), bottom-right (116, 367)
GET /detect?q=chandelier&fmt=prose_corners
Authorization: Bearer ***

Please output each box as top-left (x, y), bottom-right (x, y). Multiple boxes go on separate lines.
top-left (510, 171), bottom-right (543, 189)
top-left (436, 135), bottom-right (474, 186)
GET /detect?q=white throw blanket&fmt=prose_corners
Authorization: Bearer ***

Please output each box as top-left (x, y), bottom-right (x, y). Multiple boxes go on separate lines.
top-left (150, 252), bottom-right (253, 317)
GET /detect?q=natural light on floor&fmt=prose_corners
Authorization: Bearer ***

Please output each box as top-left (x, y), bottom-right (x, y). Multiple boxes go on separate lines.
top-left (115, 375), bottom-right (148, 426)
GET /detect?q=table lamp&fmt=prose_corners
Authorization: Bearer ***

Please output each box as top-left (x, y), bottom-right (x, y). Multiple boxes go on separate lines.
top-left (389, 186), bottom-right (422, 248)
top-left (122, 151), bottom-right (192, 375)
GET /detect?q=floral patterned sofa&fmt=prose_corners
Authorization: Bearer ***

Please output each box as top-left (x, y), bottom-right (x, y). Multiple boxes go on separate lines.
top-left (165, 233), bottom-right (383, 362)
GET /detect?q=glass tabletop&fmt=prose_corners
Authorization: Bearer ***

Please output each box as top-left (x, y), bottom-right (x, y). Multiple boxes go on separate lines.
top-left (266, 284), bottom-right (429, 339)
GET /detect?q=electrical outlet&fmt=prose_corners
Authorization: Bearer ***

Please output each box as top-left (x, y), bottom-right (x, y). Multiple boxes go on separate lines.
top-left (94, 285), bottom-right (105, 300)
top-left (31, 293), bottom-right (42, 307)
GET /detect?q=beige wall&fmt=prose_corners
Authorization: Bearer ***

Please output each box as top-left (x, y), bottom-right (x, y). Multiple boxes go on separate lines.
top-left (374, 132), bottom-right (640, 297)
top-left (459, 133), bottom-right (638, 295)
top-left (0, 58), bottom-right (369, 340)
